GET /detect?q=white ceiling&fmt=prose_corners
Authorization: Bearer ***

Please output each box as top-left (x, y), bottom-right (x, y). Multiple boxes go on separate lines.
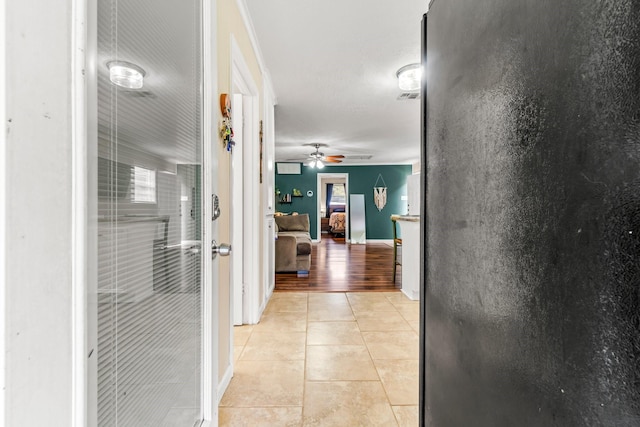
top-left (244, 0), bottom-right (429, 166)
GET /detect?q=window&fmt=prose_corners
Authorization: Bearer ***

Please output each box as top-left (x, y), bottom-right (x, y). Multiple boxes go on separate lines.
top-left (131, 166), bottom-right (156, 203)
top-left (330, 183), bottom-right (346, 206)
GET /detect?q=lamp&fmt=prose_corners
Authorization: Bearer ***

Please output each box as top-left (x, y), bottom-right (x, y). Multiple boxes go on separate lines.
top-left (396, 63), bottom-right (421, 91)
top-left (107, 60), bottom-right (146, 89)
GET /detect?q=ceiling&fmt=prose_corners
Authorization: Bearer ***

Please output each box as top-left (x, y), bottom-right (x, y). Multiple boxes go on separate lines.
top-left (244, 0), bottom-right (429, 167)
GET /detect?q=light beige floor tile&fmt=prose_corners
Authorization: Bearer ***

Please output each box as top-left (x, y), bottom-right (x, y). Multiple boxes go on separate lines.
top-left (240, 331), bottom-right (306, 361)
top-left (254, 312), bottom-right (308, 332)
top-left (347, 294), bottom-right (398, 313)
top-left (233, 325), bottom-right (254, 346)
top-left (307, 304), bottom-right (354, 321)
top-left (347, 292), bottom-right (397, 300)
top-left (392, 405), bottom-right (419, 427)
top-left (233, 346), bottom-right (244, 363)
top-left (271, 292), bottom-right (308, 300)
top-left (219, 292), bottom-right (419, 425)
top-left (219, 407), bottom-right (303, 427)
top-left (303, 381), bottom-right (398, 426)
top-left (395, 304), bottom-right (420, 321)
top-left (306, 345), bottom-right (378, 381)
top-left (265, 296), bottom-right (308, 313)
top-left (220, 360), bottom-right (304, 407)
top-left (362, 331), bottom-right (419, 360)
top-left (307, 292), bottom-right (348, 305)
top-left (385, 293), bottom-right (414, 305)
top-left (355, 311), bottom-right (413, 332)
top-left (375, 359), bottom-right (419, 405)
top-left (306, 321), bottom-right (363, 345)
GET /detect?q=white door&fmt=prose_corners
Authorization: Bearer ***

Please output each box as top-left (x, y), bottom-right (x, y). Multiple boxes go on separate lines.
top-left (92, 0), bottom-right (211, 424)
top-left (231, 94), bottom-right (244, 326)
top-left (230, 37), bottom-right (261, 326)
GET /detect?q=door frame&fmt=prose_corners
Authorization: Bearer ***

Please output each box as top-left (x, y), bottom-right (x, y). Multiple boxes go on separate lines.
top-left (0, 0), bottom-right (5, 420)
top-left (316, 173), bottom-right (350, 241)
top-left (230, 35), bottom-right (260, 326)
top-left (201, 0), bottom-right (219, 424)
top-left (230, 92), bottom-right (244, 326)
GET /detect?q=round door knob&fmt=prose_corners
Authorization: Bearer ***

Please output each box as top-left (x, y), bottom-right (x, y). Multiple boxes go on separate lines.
top-left (211, 240), bottom-right (232, 258)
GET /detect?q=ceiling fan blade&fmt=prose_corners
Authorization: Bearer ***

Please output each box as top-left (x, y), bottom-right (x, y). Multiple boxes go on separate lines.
top-left (325, 155), bottom-right (345, 159)
top-left (325, 158), bottom-right (343, 163)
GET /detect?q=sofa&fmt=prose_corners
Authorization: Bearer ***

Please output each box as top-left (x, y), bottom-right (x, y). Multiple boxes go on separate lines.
top-left (274, 213), bottom-right (312, 273)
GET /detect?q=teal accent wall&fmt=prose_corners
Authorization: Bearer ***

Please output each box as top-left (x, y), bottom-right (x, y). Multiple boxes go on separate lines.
top-left (275, 164), bottom-right (412, 240)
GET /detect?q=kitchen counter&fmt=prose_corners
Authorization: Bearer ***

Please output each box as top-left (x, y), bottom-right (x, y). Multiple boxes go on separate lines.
top-left (393, 215), bottom-right (421, 300)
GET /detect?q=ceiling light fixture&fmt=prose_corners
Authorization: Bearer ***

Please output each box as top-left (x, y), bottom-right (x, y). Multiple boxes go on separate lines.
top-left (396, 63), bottom-right (421, 91)
top-left (308, 159), bottom-right (324, 169)
top-left (307, 144), bottom-right (328, 169)
top-left (107, 61), bottom-right (146, 89)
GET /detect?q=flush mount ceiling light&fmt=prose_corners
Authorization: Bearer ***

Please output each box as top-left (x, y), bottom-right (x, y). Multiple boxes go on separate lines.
top-left (396, 63), bottom-right (421, 91)
top-left (107, 61), bottom-right (146, 89)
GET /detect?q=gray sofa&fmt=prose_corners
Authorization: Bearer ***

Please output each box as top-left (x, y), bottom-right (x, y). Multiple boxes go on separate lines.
top-left (274, 214), bottom-right (312, 273)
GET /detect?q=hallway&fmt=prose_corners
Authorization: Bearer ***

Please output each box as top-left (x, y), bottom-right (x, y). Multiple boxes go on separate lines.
top-left (219, 291), bottom-right (419, 426)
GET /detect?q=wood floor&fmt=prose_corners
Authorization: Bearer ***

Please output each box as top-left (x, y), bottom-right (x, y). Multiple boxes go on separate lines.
top-left (275, 235), bottom-right (402, 292)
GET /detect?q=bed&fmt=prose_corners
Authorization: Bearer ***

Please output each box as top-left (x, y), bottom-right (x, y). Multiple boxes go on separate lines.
top-left (329, 212), bottom-right (346, 235)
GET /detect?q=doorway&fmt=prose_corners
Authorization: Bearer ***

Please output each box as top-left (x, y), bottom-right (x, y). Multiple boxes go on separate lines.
top-left (316, 173), bottom-right (350, 242)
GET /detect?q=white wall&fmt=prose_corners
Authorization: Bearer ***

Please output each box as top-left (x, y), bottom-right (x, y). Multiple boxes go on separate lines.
top-left (4, 0), bottom-right (81, 424)
top-left (407, 173), bottom-right (421, 216)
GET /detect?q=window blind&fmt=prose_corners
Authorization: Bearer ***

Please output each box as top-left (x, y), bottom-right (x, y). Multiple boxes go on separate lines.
top-left (95, 0), bottom-right (203, 425)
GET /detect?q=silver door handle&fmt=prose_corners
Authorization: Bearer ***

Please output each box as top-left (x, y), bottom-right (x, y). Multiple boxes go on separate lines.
top-left (211, 240), bottom-right (232, 259)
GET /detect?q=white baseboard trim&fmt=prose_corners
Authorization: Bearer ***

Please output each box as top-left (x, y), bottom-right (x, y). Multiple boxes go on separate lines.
top-left (258, 296), bottom-right (268, 319)
top-left (401, 288), bottom-right (420, 301)
top-left (217, 364), bottom-right (233, 404)
top-left (316, 238), bottom-right (394, 244)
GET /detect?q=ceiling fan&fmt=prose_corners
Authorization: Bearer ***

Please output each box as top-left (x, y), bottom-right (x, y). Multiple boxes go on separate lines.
top-left (305, 143), bottom-right (344, 168)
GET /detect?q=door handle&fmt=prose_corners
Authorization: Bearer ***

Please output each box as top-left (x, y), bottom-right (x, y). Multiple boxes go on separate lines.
top-left (211, 240), bottom-right (232, 259)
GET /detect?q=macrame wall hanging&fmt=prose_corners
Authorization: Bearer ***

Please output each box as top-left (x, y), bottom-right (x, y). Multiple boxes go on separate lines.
top-left (373, 174), bottom-right (387, 211)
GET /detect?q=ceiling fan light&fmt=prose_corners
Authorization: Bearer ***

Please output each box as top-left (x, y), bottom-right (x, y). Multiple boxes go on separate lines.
top-left (316, 160), bottom-right (324, 169)
top-left (308, 160), bottom-right (316, 168)
top-left (396, 63), bottom-right (421, 91)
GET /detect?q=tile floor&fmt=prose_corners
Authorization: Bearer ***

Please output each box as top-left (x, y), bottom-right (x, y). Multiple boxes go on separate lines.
top-left (219, 291), bottom-right (419, 426)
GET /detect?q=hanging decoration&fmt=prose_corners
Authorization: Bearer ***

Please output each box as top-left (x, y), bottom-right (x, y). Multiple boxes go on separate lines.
top-left (259, 120), bottom-right (264, 183)
top-left (373, 174), bottom-right (387, 211)
top-left (219, 94), bottom-right (235, 152)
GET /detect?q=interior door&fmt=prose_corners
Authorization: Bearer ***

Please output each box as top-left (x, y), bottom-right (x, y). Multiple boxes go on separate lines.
top-left (231, 94), bottom-right (244, 326)
top-left (94, 0), bottom-right (204, 425)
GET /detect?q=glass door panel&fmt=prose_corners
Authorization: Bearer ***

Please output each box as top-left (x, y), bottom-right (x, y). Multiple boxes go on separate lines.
top-left (95, 0), bottom-right (202, 425)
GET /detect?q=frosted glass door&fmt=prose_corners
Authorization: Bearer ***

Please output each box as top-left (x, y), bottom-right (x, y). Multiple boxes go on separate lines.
top-left (95, 0), bottom-right (203, 425)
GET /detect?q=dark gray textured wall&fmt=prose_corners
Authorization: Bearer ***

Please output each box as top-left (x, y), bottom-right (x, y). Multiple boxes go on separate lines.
top-left (424, 0), bottom-right (640, 425)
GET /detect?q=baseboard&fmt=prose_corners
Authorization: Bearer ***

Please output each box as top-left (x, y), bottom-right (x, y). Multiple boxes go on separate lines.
top-left (401, 288), bottom-right (420, 301)
top-left (367, 239), bottom-right (394, 245)
top-left (317, 238), bottom-right (394, 244)
top-left (217, 363), bottom-right (233, 404)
